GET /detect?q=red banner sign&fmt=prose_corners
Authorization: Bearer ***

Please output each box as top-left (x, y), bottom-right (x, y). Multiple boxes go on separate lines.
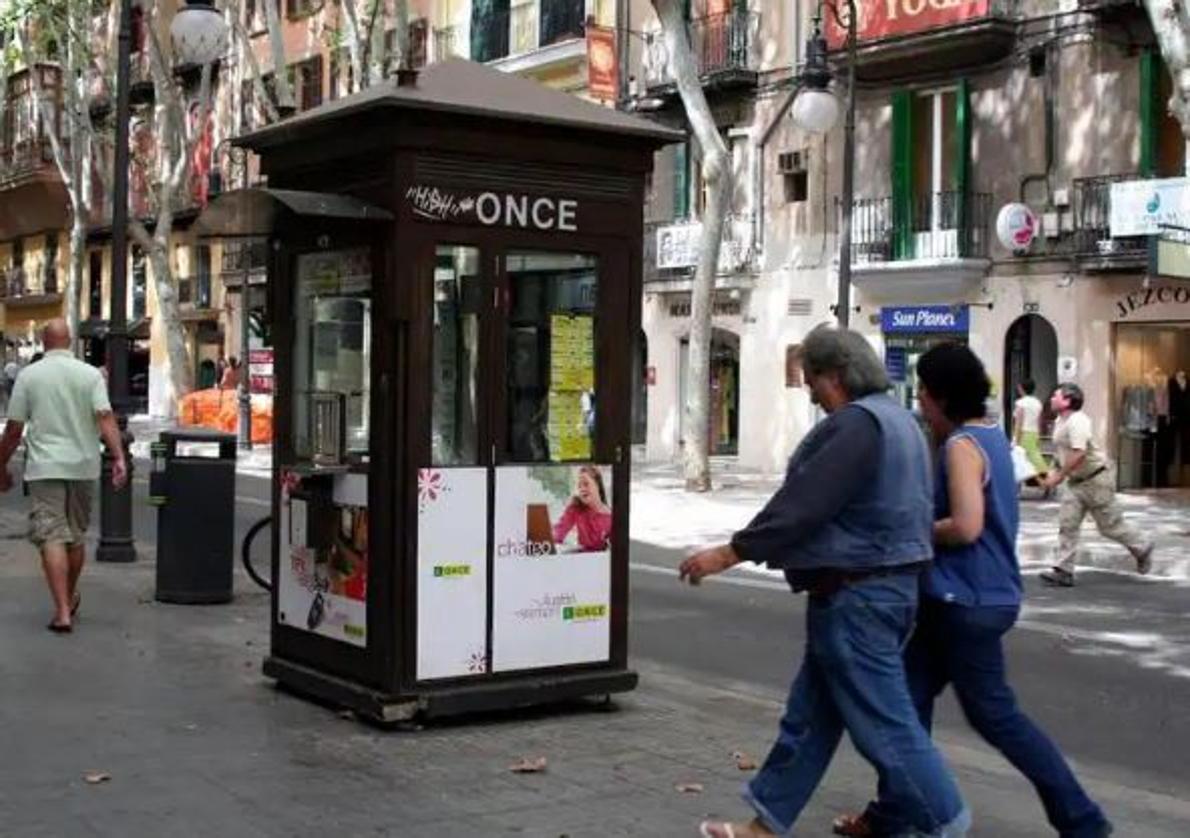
top-left (586, 25), bottom-right (618, 101)
top-left (825, 0), bottom-right (989, 49)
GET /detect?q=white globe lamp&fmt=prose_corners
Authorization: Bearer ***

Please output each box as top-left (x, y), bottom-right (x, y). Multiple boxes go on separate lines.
top-left (792, 88), bottom-right (840, 134)
top-left (170, 0), bottom-right (229, 67)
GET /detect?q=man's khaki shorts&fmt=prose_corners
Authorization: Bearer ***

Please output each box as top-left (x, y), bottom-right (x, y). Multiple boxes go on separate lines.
top-left (29, 480), bottom-right (94, 547)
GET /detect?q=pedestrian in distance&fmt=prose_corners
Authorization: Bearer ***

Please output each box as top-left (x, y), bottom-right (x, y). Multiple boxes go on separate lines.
top-left (833, 344), bottom-right (1112, 838)
top-left (0, 319), bottom-right (127, 633)
top-left (682, 326), bottom-right (969, 838)
top-left (1039, 383), bottom-right (1153, 587)
top-left (1013, 379), bottom-right (1051, 495)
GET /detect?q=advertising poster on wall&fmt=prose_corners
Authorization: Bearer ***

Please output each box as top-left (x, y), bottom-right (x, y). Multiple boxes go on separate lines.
top-left (416, 468), bottom-right (490, 680)
top-left (277, 480), bottom-right (369, 647)
top-left (492, 464), bottom-right (613, 673)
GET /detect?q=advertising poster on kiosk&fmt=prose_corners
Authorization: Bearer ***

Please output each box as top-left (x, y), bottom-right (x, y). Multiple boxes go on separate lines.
top-left (277, 475), bottom-right (369, 647)
top-left (415, 467), bottom-right (490, 680)
top-left (492, 464), bottom-right (613, 673)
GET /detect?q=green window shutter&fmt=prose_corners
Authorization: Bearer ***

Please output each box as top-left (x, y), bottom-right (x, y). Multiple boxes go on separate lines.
top-left (1140, 49), bottom-right (1157, 177)
top-left (891, 91), bottom-right (914, 260)
top-left (955, 79), bottom-right (971, 255)
top-left (674, 142), bottom-right (690, 219)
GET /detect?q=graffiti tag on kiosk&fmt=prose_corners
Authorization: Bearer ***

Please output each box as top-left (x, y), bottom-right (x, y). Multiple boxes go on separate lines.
top-left (406, 185), bottom-right (579, 232)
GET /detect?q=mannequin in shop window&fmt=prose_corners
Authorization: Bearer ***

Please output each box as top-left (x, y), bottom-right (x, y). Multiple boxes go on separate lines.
top-left (1171, 370), bottom-right (1190, 483)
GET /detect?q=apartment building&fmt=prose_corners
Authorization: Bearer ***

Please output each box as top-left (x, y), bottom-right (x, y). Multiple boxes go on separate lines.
top-left (625, 0), bottom-right (1190, 487)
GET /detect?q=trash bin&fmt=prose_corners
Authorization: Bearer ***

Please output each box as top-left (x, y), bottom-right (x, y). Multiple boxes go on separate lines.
top-left (152, 428), bottom-right (237, 604)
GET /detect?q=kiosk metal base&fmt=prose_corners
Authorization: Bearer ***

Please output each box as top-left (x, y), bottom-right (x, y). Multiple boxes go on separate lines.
top-left (263, 656), bottom-right (639, 723)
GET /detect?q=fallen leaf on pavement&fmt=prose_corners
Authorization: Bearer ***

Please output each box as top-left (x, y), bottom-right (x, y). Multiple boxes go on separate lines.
top-left (732, 750), bottom-right (758, 771)
top-left (509, 756), bottom-right (548, 774)
top-left (84, 772), bottom-right (111, 785)
top-left (674, 782), bottom-right (704, 794)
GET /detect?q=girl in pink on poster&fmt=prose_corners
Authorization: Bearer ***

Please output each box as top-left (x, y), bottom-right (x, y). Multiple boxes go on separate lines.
top-left (552, 466), bottom-right (612, 552)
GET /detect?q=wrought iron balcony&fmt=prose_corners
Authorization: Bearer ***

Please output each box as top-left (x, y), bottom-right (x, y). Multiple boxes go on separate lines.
top-left (845, 191), bottom-right (992, 265)
top-left (643, 214), bottom-right (757, 284)
top-left (471, 0), bottom-right (586, 64)
top-left (0, 139), bottom-right (56, 186)
top-left (0, 266), bottom-right (62, 303)
top-left (1070, 174), bottom-right (1149, 271)
top-left (433, 26), bottom-right (464, 63)
top-left (644, 11), bottom-right (759, 94)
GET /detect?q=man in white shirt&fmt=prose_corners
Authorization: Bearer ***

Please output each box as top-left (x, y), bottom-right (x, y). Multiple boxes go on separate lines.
top-left (1040, 383), bottom-right (1153, 587)
top-left (0, 320), bottom-right (128, 631)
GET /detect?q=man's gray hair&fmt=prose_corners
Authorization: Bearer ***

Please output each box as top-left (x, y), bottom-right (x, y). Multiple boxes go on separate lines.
top-left (800, 326), bottom-right (890, 398)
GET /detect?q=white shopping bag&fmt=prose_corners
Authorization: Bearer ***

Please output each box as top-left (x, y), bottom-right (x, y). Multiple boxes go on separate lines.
top-left (1010, 444), bottom-right (1037, 483)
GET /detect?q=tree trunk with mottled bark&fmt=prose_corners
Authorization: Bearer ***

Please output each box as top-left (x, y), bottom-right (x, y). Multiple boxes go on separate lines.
top-left (651, 0), bottom-right (731, 492)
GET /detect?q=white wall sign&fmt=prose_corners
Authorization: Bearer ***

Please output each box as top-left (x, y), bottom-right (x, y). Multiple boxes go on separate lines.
top-left (1110, 177), bottom-right (1190, 237)
top-left (492, 465), bottom-right (613, 673)
top-left (1058, 356), bottom-right (1078, 382)
top-left (416, 468), bottom-right (490, 680)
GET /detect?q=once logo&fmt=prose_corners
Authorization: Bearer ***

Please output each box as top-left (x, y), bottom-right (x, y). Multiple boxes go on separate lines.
top-left (562, 604), bottom-right (608, 622)
top-left (433, 564), bottom-right (472, 578)
top-left (474, 192), bottom-right (578, 232)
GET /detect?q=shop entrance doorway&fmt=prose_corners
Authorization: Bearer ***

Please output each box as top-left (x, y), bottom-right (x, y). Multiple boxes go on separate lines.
top-left (1003, 314), bottom-right (1058, 437)
top-left (1115, 322), bottom-right (1190, 489)
top-left (679, 329), bottom-right (740, 456)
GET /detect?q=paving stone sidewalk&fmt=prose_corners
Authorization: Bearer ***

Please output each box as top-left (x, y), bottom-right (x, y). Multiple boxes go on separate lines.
top-left (1, 502), bottom-right (1188, 837)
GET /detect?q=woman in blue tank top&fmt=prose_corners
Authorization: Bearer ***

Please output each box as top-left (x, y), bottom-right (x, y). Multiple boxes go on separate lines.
top-left (835, 344), bottom-right (1110, 838)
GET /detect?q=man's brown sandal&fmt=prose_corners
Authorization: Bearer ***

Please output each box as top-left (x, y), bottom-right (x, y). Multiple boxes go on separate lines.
top-left (832, 812), bottom-right (874, 837)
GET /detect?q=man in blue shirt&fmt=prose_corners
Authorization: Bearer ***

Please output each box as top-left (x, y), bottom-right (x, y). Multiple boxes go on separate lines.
top-left (684, 326), bottom-right (969, 838)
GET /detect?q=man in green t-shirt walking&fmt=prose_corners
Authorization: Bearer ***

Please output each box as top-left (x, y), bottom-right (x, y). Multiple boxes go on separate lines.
top-left (0, 320), bottom-right (128, 632)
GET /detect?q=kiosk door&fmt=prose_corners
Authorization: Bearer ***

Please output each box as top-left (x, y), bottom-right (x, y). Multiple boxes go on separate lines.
top-left (415, 243), bottom-right (620, 682)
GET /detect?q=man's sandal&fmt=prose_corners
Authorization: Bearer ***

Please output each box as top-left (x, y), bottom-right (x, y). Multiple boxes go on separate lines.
top-left (833, 812), bottom-right (874, 837)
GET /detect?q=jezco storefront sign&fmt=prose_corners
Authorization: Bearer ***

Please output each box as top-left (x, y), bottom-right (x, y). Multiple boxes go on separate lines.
top-left (1116, 285), bottom-right (1190, 318)
top-left (405, 186), bottom-right (579, 232)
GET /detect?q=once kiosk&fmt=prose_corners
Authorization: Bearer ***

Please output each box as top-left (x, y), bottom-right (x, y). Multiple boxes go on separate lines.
top-left (197, 60), bottom-right (679, 721)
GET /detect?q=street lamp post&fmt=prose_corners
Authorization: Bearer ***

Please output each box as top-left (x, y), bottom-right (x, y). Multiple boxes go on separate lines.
top-left (791, 3), bottom-right (857, 328)
top-left (97, 0), bottom-right (136, 563)
top-left (98, 0), bottom-right (228, 561)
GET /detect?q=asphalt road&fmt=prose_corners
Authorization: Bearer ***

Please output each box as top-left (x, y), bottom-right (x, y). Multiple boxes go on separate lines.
top-left (128, 467), bottom-right (1190, 808)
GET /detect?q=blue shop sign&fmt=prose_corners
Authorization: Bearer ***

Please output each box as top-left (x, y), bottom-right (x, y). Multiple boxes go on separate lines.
top-left (881, 305), bottom-right (970, 334)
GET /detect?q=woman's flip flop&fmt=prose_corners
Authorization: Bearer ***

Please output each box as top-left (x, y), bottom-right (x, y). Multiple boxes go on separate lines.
top-left (47, 622), bottom-right (72, 634)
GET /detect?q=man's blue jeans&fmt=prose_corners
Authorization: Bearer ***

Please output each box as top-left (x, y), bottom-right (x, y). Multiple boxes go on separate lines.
top-left (744, 573), bottom-right (969, 837)
top-left (864, 600), bottom-right (1110, 838)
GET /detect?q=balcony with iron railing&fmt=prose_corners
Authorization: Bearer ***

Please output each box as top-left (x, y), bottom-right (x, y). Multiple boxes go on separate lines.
top-left (433, 26), bottom-right (466, 63)
top-left (0, 137), bottom-right (56, 187)
top-left (843, 191), bottom-right (993, 295)
top-left (1, 265), bottom-right (62, 304)
top-left (1069, 174), bottom-right (1149, 271)
top-left (643, 213), bottom-right (757, 286)
top-left (220, 238), bottom-right (269, 288)
top-left (644, 11), bottom-right (759, 94)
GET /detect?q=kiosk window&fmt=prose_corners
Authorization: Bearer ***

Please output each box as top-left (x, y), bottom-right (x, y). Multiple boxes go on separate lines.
top-left (431, 245), bottom-right (481, 466)
top-left (505, 251), bottom-right (598, 463)
top-left (293, 248), bottom-right (372, 463)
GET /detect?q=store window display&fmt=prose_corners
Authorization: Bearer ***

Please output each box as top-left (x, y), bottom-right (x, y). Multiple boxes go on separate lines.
top-left (1114, 324), bottom-right (1190, 488)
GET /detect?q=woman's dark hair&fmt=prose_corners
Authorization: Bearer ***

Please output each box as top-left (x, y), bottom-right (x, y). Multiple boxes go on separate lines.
top-left (1021, 378), bottom-right (1036, 395)
top-left (916, 343), bottom-right (990, 424)
top-left (1055, 382), bottom-right (1084, 411)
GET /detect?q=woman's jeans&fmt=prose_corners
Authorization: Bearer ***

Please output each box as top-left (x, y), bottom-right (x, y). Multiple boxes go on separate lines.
top-left (864, 599), bottom-right (1109, 838)
top-left (745, 573), bottom-right (969, 837)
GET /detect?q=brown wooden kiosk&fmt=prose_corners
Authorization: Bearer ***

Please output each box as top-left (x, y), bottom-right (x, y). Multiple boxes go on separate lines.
top-left (197, 60), bottom-right (680, 721)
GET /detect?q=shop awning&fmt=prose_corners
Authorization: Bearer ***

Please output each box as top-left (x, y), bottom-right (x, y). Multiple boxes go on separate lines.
top-left (193, 188), bottom-right (394, 239)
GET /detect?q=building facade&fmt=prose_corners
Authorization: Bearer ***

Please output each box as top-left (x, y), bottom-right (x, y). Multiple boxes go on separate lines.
top-left (626, 0), bottom-right (1190, 488)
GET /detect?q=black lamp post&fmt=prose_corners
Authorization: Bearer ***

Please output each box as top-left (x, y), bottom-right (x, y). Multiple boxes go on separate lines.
top-left (97, 0), bottom-right (137, 563)
top-left (792, 4), bottom-right (857, 328)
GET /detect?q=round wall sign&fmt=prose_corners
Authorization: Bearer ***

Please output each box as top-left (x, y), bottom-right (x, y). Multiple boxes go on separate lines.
top-left (996, 203), bottom-right (1038, 251)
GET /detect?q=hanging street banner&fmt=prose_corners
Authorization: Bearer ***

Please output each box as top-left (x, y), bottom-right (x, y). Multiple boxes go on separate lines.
top-left (825, 0), bottom-right (990, 49)
top-left (586, 25), bottom-right (618, 101)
